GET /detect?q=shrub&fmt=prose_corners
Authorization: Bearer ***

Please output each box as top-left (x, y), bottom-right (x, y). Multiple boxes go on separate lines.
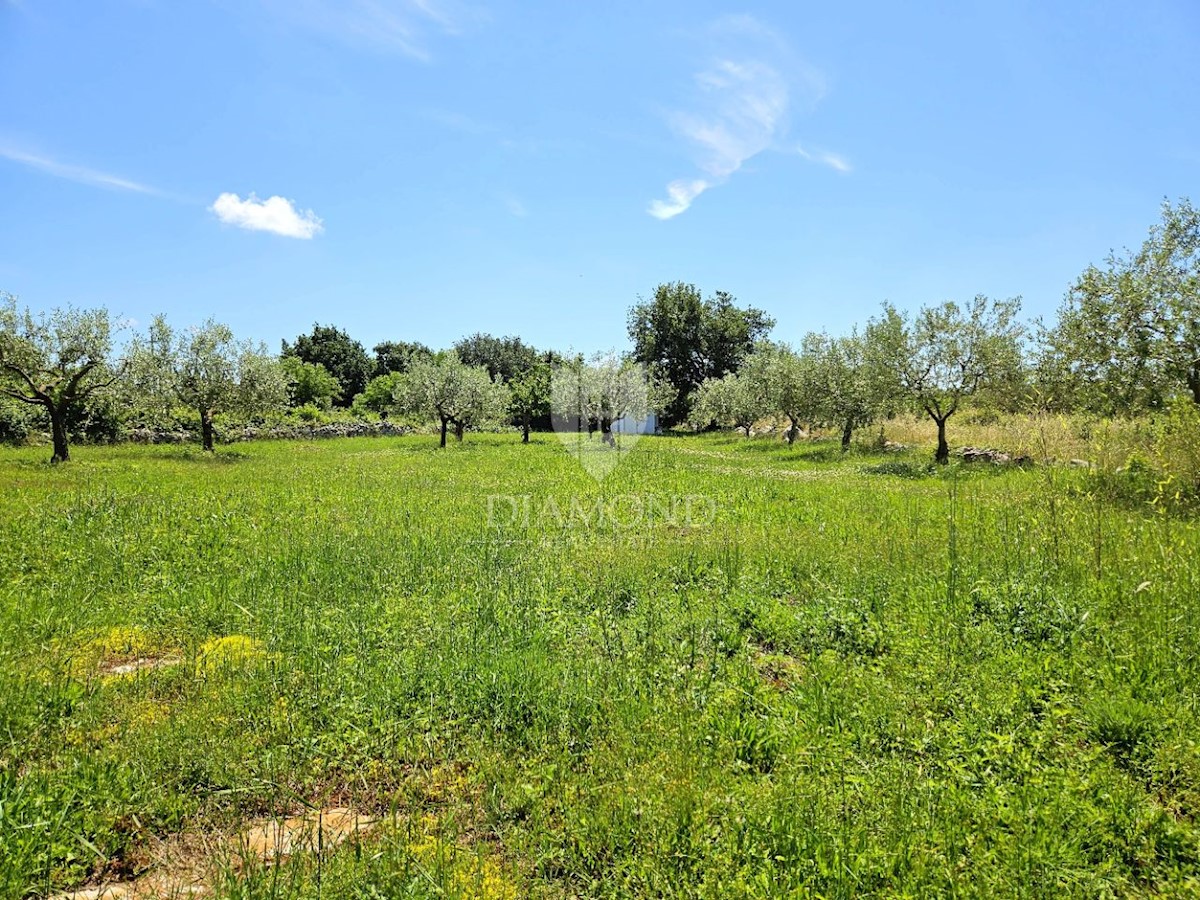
top-left (0, 394), bottom-right (40, 444)
top-left (863, 459), bottom-right (934, 479)
top-left (1087, 696), bottom-right (1160, 767)
top-left (1150, 398), bottom-right (1200, 502)
top-left (968, 580), bottom-right (1091, 649)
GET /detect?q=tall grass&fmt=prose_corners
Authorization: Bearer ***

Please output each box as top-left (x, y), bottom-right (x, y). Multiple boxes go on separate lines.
top-left (1, 434), bottom-right (1198, 897)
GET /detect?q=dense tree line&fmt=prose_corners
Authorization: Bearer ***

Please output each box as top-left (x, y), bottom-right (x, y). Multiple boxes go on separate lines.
top-left (1, 197), bottom-right (1196, 462)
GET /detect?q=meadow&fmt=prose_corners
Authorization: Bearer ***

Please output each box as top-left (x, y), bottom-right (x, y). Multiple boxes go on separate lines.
top-left (1, 432), bottom-right (1198, 898)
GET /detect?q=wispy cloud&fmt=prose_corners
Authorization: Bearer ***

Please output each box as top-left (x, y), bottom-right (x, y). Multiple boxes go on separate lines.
top-left (648, 180), bottom-right (709, 221)
top-left (0, 144), bottom-right (162, 195)
top-left (267, 0), bottom-right (478, 61)
top-left (648, 16), bottom-right (847, 220)
top-left (2, 139), bottom-right (325, 239)
top-left (795, 142), bottom-right (852, 173)
top-left (499, 193), bottom-right (528, 218)
top-left (210, 192), bottom-right (324, 239)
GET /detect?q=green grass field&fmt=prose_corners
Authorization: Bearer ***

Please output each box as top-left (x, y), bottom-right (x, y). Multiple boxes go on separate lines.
top-left (2, 434), bottom-right (1199, 897)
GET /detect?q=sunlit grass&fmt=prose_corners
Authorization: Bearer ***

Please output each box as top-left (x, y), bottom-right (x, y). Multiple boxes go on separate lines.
top-left (1, 433), bottom-right (1198, 897)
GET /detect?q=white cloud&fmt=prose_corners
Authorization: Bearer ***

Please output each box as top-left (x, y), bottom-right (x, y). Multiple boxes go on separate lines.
top-left (210, 192), bottom-right (324, 239)
top-left (647, 179), bottom-right (710, 221)
top-left (649, 17), bottom-right (847, 219)
top-left (676, 58), bottom-right (789, 180)
top-left (0, 144), bottom-right (161, 195)
top-left (267, 0), bottom-right (477, 61)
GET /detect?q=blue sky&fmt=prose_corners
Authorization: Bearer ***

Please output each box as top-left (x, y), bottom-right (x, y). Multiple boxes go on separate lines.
top-left (2, 0), bottom-right (1197, 355)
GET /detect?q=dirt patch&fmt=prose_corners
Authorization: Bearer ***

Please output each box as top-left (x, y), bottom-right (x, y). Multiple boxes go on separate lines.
top-left (50, 875), bottom-right (207, 899)
top-left (752, 650), bottom-right (804, 691)
top-left (98, 656), bottom-right (184, 678)
top-left (235, 807), bottom-right (377, 862)
top-left (51, 807), bottom-right (376, 900)
top-left (58, 626), bottom-right (184, 682)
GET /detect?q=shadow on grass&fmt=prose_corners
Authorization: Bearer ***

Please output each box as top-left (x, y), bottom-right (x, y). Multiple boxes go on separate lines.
top-left (171, 447), bottom-right (252, 464)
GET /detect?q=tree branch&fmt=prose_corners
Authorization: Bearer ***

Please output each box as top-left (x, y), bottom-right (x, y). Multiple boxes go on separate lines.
top-left (0, 386), bottom-right (47, 406)
top-left (60, 359), bottom-right (101, 402)
top-left (0, 362), bottom-right (50, 404)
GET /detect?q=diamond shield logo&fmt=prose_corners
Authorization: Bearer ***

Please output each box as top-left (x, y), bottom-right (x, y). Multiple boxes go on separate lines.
top-left (550, 352), bottom-right (656, 482)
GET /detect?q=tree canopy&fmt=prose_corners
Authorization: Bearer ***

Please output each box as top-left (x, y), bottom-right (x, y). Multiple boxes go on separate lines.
top-left (628, 283), bottom-right (774, 425)
top-left (453, 333), bottom-right (540, 384)
top-left (509, 361), bottom-right (551, 443)
top-left (131, 317), bottom-right (287, 451)
top-left (1045, 197), bottom-right (1200, 413)
top-left (0, 293), bottom-right (124, 462)
top-left (394, 352), bottom-right (510, 447)
top-left (688, 369), bottom-right (771, 437)
top-left (551, 352), bottom-right (655, 445)
top-left (281, 357), bottom-right (341, 410)
top-left (283, 324), bottom-right (372, 405)
top-left (867, 296), bottom-right (1023, 462)
top-left (372, 340), bottom-right (432, 378)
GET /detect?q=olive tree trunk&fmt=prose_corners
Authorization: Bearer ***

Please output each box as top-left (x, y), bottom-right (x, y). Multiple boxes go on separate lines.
top-left (200, 409), bottom-right (216, 452)
top-left (49, 404), bottom-right (70, 463)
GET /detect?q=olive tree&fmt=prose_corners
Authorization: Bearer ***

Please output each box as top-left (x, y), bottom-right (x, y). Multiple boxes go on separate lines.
top-left (814, 332), bottom-right (890, 451)
top-left (0, 293), bottom-right (124, 462)
top-left (551, 352), bottom-right (656, 446)
top-left (129, 316), bottom-right (287, 450)
top-left (395, 352), bottom-right (510, 447)
top-left (1047, 198), bottom-right (1200, 413)
top-left (509, 361), bottom-right (551, 443)
top-left (742, 342), bottom-right (823, 443)
top-left (688, 370), bottom-right (771, 437)
top-left (867, 296), bottom-right (1024, 463)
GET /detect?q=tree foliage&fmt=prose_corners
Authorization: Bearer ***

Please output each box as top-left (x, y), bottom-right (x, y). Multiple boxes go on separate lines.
top-left (282, 324), bottom-right (372, 405)
top-left (1046, 198), bottom-right (1200, 413)
top-left (551, 353), bottom-right (655, 445)
top-left (688, 369), bottom-right (772, 437)
top-left (280, 356), bottom-right (341, 410)
top-left (867, 296), bottom-right (1023, 463)
top-left (353, 372), bottom-right (404, 418)
top-left (509, 361), bottom-right (551, 443)
top-left (744, 342), bottom-right (822, 442)
top-left (0, 293), bottom-right (124, 462)
top-left (372, 340), bottom-right (432, 378)
top-left (394, 352), bottom-right (510, 447)
top-left (453, 333), bottom-right (539, 383)
top-left (130, 317), bottom-right (287, 450)
top-left (814, 332), bottom-right (891, 449)
top-left (628, 283), bottom-right (774, 425)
